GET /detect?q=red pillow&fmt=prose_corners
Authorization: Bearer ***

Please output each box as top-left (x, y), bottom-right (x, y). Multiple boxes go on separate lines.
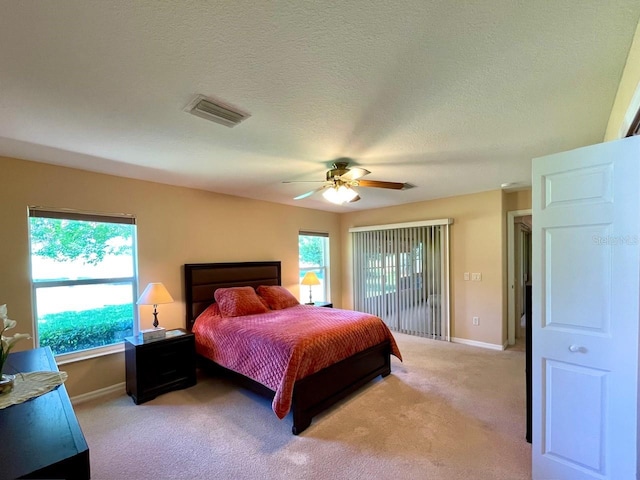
top-left (214, 287), bottom-right (269, 317)
top-left (256, 285), bottom-right (300, 310)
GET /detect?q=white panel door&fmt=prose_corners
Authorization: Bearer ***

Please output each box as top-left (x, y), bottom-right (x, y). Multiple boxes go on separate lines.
top-left (532, 135), bottom-right (640, 479)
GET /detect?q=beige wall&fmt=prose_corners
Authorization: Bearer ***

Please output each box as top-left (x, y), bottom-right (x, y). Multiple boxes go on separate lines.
top-left (503, 189), bottom-right (532, 213)
top-left (605, 18), bottom-right (640, 141)
top-left (340, 190), bottom-right (506, 347)
top-left (1, 156), bottom-right (341, 396)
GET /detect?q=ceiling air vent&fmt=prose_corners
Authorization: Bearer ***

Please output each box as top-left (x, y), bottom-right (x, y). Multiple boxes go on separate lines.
top-left (184, 95), bottom-right (250, 128)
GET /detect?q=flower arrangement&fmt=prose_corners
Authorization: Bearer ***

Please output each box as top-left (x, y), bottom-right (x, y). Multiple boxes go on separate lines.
top-left (0, 304), bottom-right (30, 376)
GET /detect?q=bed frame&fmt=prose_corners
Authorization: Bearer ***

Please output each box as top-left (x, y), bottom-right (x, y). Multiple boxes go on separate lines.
top-left (184, 261), bottom-right (392, 435)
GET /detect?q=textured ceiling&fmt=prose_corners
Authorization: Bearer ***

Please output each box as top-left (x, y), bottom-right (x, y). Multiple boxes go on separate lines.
top-left (1, 1), bottom-right (639, 212)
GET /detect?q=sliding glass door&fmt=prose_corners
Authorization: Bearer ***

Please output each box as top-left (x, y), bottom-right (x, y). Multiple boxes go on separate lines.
top-left (351, 220), bottom-right (450, 340)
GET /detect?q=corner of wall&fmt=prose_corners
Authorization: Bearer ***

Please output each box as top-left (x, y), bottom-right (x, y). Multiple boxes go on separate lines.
top-left (605, 17), bottom-right (640, 141)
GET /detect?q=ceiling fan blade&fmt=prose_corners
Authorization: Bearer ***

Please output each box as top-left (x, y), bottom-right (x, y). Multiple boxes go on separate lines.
top-left (294, 186), bottom-right (326, 200)
top-left (340, 167), bottom-right (370, 181)
top-left (282, 180), bottom-right (326, 183)
top-left (357, 179), bottom-right (407, 190)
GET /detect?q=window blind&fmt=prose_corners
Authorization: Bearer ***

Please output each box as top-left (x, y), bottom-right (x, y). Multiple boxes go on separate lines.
top-left (351, 220), bottom-right (450, 340)
top-left (29, 207), bottom-right (136, 224)
top-left (299, 231), bottom-right (329, 237)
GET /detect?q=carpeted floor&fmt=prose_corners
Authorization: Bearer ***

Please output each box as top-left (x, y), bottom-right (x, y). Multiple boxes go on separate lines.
top-left (75, 333), bottom-right (531, 479)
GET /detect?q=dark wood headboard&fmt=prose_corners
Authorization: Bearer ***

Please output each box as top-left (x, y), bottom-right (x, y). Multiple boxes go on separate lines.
top-left (184, 261), bottom-right (281, 331)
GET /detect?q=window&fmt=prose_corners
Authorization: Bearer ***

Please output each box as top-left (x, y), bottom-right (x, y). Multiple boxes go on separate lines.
top-left (351, 220), bottom-right (451, 340)
top-left (298, 231), bottom-right (329, 303)
top-left (28, 208), bottom-right (138, 358)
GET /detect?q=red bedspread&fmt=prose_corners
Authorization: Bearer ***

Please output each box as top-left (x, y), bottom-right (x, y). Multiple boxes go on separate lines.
top-left (193, 304), bottom-right (402, 419)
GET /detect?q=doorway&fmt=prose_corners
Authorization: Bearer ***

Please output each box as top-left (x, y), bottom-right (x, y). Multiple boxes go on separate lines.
top-left (507, 209), bottom-right (532, 347)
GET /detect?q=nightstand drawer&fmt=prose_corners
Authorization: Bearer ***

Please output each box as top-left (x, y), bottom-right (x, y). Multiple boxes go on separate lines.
top-left (138, 341), bottom-right (192, 389)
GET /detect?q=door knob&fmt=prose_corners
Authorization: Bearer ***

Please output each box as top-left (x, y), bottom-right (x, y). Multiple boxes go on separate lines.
top-left (568, 345), bottom-right (584, 353)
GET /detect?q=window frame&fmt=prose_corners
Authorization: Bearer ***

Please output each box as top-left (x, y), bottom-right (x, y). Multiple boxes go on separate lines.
top-left (28, 207), bottom-right (139, 362)
top-left (298, 231), bottom-right (330, 303)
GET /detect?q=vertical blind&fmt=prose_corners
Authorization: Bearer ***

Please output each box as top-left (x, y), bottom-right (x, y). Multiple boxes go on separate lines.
top-left (351, 219), bottom-right (451, 341)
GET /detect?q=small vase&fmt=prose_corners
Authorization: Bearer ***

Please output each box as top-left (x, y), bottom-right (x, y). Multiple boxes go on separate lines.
top-left (0, 373), bottom-right (15, 395)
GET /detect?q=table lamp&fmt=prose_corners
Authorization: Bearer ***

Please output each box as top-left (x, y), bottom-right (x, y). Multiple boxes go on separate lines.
top-left (300, 271), bottom-right (321, 305)
top-left (137, 282), bottom-right (174, 340)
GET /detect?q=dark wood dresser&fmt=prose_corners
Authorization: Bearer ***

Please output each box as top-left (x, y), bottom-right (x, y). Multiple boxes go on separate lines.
top-left (0, 347), bottom-right (90, 480)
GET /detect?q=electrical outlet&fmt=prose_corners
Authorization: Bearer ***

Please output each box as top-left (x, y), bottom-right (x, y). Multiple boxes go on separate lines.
top-left (471, 273), bottom-right (482, 281)
top-left (472, 316), bottom-right (479, 326)
top-left (464, 272), bottom-right (470, 281)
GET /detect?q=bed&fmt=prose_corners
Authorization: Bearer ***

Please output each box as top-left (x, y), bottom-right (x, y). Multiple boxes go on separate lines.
top-left (184, 261), bottom-right (402, 434)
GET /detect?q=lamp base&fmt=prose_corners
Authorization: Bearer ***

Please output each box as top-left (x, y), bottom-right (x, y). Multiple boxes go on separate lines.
top-left (305, 302), bottom-right (315, 305)
top-left (141, 327), bottom-right (166, 341)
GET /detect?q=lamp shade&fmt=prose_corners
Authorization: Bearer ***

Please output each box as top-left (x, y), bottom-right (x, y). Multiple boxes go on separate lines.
top-left (137, 282), bottom-right (174, 306)
top-left (301, 271), bottom-right (321, 286)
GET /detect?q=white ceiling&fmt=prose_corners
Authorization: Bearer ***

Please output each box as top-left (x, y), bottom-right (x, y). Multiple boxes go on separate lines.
top-left (1, 1), bottom-right (639, 212)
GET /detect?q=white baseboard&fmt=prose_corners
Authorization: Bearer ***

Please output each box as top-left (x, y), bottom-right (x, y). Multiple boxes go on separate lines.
top-left (451, 337), bottom-right (505, 351)
top-left (70, 382), bottom-right (126, 406)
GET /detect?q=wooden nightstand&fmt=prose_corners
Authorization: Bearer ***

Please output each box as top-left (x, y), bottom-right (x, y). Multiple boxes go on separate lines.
top-left (125, 328), bottom-right (196, 405)
top-left (312, 302), bottom-right (333, 308)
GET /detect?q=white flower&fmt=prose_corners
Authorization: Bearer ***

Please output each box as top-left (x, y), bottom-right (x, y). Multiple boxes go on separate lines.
top-left (3, 317), bottom-right (16, 330)
top-left (0, 305), bottom-right (16, 330)
top-left (3, 333), bottom-right (30, 349)
top-left (0, 305), bottom-right (30, 375)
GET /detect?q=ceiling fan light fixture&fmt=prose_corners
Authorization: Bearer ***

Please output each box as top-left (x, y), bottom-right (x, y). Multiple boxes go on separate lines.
top-left (288, 159), bottom-right (406, 203)
top-left (323, 185), bottom-right (358, 204)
